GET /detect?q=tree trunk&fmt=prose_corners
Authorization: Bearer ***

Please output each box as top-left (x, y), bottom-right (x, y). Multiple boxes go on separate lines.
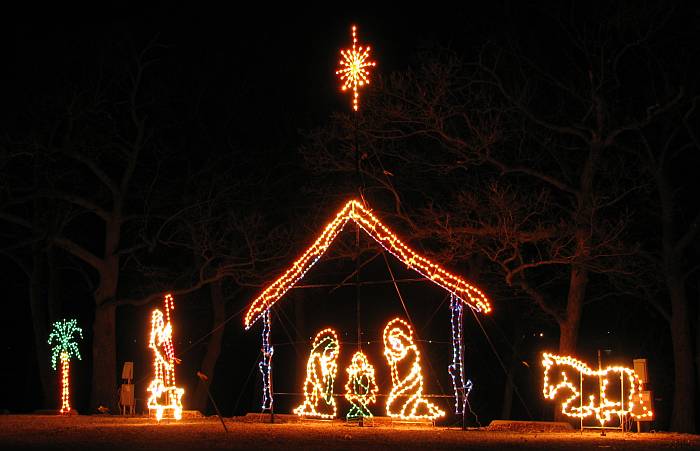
top-left (29, 239), bottom-right (55, 408)
top-left (667, 267), bottom-right (696, 433)
top-left (656, 169), bottom-right (696, 433)
top-left (60, 352), bottom-right (70, 414)
top-left (559, 266), bottom-right (586, 355)
top-left (47, 245), bottom-right (61, 322)
top-left (696, 288), bottom-right (700, 414)
top-left (90, 218), bottom-right (121, 411)
top-left (500, 327), bottom-right (524, 420)
top-left (192, 280), bottom-right (226, 413)
top-left (90, 302), bottom-right (116, 411)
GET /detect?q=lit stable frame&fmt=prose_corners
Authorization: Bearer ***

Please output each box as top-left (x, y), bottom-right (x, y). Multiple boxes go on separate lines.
top-left (336, 25), bottom-right (376, 111)
top-left (294, 328), bottom-right (340, 419)
top-left (244, 199), bottom-right (491, 330)
top-left (345, 351), bottom-right (378, 420)
top-left (383, 318), bottom-right (445, 420)
top-left (48, 319), bottom-right (83, 415)
top-left (147, 294), bottom-right (184, 421)
top-left (541, 352), bottom-right (653, 427)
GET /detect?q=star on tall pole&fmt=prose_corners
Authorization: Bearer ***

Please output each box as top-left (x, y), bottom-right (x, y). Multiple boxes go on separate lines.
top-left (336, 25), bottom-right (376, 111)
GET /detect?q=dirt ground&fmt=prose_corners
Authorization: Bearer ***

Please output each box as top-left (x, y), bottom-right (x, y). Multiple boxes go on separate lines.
top-left (1, 415), bottom-right (699, 450)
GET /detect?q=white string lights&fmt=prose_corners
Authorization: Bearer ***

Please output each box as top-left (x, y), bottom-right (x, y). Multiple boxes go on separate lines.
top-left (344, 351), bottom-right (378, 420)
top-left (336, 25), bottom-right (376, 111)
top-left (448, 294), bottom-right (470, 414)
top-left (541, 352), bottom-right (653, 426)
top-left (383, 318), bottom-right (445, 420)
top-left (244, 199), bottom-right (491, 329)
top-left (147, 294), bottom-right (184, 421)
top-left (294, 328), bottom-right (340, 419)
top-left (48, 319), bottom-right (82, 415)
top-left (259, 308), bottom-right (274, 411)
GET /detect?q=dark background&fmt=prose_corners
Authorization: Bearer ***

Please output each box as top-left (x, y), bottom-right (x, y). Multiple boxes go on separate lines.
top-left (0, 1), bottom-right (697, 429)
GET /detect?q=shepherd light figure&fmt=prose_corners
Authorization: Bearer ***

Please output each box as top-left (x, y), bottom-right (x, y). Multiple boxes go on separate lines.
top-left (147, 294), bottom-right (184, 421)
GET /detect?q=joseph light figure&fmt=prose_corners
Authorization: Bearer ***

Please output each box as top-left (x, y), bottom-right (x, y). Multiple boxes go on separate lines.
top-left (383, 318), bottom-right (445, 420)
top-left (294, 328), bottom-right (340, 419)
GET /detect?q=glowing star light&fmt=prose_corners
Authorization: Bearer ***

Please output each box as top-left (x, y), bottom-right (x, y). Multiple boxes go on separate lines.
top-left (48, 319), bottom-right (83, 415)
top-left (294, 328), bottom-right (340, 419)
top-left (384, 318), bottom-right (445, 420)
top-left (147, 294), bottom-right (184, 421)
top-left (541, 352), bottom-right (653, 427)
top-left (345, 351), bottom-right (379, 420)
top-left (336, 25), bottom-right (376, 111)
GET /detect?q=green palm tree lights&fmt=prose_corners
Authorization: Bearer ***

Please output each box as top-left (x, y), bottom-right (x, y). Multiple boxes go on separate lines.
top-left (48, 319), bottom-right (83, 414)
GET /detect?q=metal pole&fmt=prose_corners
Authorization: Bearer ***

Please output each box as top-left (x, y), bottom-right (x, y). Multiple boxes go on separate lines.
top-left (196, 371), bottom-right (228, 433)
top-left (620, 371), bottom-right (624, 432)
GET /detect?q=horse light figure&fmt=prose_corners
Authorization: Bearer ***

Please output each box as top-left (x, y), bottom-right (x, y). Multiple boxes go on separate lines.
top-left (383, 318), bottom-right (445, 420)
top-left (294, 328), bottom-right (340, 419)
top-left (541, 352), bottom-right (653, 427)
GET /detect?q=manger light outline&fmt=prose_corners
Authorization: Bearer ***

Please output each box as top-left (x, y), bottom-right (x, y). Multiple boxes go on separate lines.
top-left (48, 319), bottom-right (83, 414)
top-left (541, 352), bottom-right (653, 426)
top-left (244, 199), bottom-right (491, 329)
top-left (147, 293), bottom-right (184, 421)
top-left (336, 25), bottom-right (376, 111)
top-left (383, 318), bottom-right (445, 420)
top-left (294, 328), bottom-right (340, 419)
top-left (344, 351), bottom-right (379, 420)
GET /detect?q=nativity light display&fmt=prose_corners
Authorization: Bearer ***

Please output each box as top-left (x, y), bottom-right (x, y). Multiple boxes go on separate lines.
top-left (344, 351), bottom-right (379, 421)
top-left (294, 328), bottom-right (341, 419)
top-left (48, 319), bottom-right (83, 415)
top-left (147, 294), bottom-right (184, 421)
top-left (336, 25), bottom-right (376, 111)
top-left (541, 352), bottom-right (653, 427)
top-left (384, 318), bottom-right (445, 420)
top-left (244, 199), bottom-right (491, 330)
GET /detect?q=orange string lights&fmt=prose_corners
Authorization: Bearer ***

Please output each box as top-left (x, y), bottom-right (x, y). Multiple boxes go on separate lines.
top-left (383, 318), bottom-right (445, 420)
top-left (336, 25), bottom-right (376, 111)
top-left (244, 199), bottom-right (491, 329)
top-left (541, 352), bottom-right (653, 426)
top-left (147, 294), bottom-right (184, 421)
top-left (294, 328), bottom-right (341, 419)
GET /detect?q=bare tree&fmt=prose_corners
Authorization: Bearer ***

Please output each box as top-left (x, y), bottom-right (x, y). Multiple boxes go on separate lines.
top-left (302, 2), bottom-right (696, 430)
top-left (1, 41), bottom-right (165, 409)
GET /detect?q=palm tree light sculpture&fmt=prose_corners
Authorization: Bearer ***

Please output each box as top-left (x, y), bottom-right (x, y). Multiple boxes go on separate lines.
top-left (48, 319), bottom-right (83, 415)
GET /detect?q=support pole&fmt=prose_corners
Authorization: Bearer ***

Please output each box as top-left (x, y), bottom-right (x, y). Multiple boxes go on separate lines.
top-left (196, 371), bottom-right (228, 433)
top-left (260, 308), bottom-right (274, 422)
top-left (449, 294), bottom-right (468, 428)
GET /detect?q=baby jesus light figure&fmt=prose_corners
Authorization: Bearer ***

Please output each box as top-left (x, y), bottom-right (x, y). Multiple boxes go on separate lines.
top-left (345, 351), bottom-right (378, 421)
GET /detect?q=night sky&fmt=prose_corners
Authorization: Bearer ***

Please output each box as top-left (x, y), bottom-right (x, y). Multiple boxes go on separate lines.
top-left (1, 2), bottom-right (698, 430)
